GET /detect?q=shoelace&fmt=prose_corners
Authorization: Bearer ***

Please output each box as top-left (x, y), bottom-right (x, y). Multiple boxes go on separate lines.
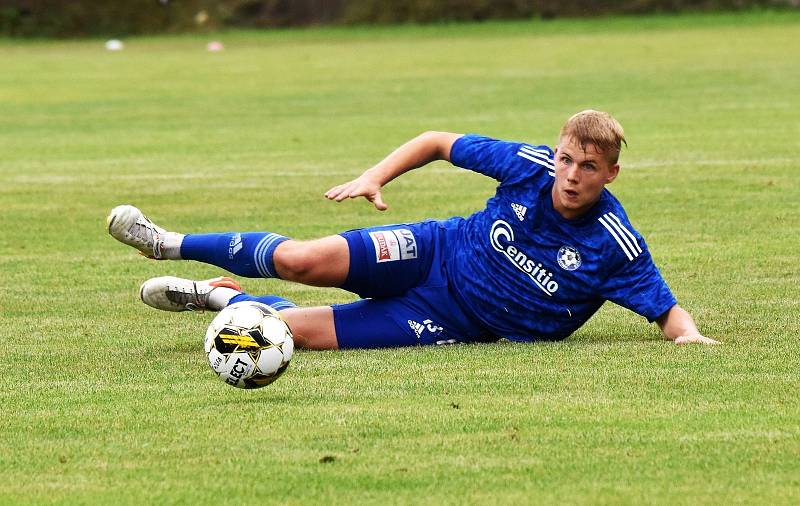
top-left (128, 220), bottom-right (164, 257)
top-left (166, 282), bottom-right (206, 312)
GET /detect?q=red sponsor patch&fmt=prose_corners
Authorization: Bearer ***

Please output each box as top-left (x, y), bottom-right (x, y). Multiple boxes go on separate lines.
top-left (375, 233), bottom-right (390, 261)
top-left (369, 229), bottom-right (414, 263)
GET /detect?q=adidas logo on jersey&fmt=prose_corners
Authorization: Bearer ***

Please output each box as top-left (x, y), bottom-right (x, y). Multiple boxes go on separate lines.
top-left (511, 203), bottom-right (527, 221)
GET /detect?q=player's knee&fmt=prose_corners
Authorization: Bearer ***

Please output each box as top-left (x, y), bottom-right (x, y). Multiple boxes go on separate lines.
top-left (279, 307), bottom-right (338, 350)
top-left (273, 242), bottom-right (320, 281)
top-left (290, 332), bottom-right (309, 349)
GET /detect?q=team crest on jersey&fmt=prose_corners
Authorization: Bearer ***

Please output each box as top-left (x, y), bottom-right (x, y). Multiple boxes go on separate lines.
top-left (557, 245), bottom-right (581, 271)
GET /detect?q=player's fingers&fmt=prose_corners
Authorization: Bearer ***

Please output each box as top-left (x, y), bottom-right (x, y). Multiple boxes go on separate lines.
top-left (324, 184), bottom-right (347, 199)
top-left (348, 182), bottom-right (376, 199)
top-left (332, 184), bottom-right (359, 201)
top-left (327, 179), bottom-right (361, 198)
top-left (331, 189), bottom-right (351, 202)
top-left (372, 192), bottom-right (388, 211)
top-left (675, 335), bottom-right (721, 346)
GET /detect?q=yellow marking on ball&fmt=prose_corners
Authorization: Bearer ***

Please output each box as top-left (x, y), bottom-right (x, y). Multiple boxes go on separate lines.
top-left (219, 333), bottom-right (259, 348)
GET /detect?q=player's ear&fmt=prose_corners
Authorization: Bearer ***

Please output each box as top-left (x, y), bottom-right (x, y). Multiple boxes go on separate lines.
top-left (606, 164), bottom-right (620, 184)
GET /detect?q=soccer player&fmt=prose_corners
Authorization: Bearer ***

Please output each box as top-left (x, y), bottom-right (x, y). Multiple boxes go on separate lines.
top-left (108, 110), bottom-right (719, 349)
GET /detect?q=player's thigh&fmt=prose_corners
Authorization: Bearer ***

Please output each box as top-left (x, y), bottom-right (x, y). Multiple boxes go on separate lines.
top-left (279, 306), bottom-right (338, 350)
top-left (273, 235), bottom-right (350, 286)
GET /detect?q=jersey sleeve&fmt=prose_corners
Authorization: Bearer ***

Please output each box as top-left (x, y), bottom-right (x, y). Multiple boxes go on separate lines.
top-left (598, 248), bottom-right (677, 323)
top-left (450, 134), bottom-right (554, 186)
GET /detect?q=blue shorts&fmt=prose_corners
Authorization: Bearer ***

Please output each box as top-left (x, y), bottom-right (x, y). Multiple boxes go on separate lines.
top-left (332, 220), bottom-right (496, 349)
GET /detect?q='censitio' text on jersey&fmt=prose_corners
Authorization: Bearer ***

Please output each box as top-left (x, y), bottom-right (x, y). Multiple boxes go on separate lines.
top-left (445, 135), bottom-right (677, 342)
top-left (490, 219), bottom-right (558, 296)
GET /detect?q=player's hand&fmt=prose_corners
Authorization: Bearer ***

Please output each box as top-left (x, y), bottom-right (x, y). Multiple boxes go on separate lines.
top-left (674, 334), bottom-right (721, 346)
top-left (324, 173), bottom-right (388, 211)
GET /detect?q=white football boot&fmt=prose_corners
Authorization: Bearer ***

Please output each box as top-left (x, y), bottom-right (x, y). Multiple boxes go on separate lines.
top-left (139, 276), bottom-right (242, 312)
top-left (107, 205), bottom-right (181, 259)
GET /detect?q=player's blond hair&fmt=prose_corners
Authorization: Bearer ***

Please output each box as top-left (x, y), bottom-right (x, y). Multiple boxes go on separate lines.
top-left (559, 110), bottom-right (626, 165)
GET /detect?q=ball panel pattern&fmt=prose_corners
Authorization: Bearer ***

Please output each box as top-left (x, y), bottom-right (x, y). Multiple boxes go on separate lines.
top-left (204, 302), bottom-right (294, 389)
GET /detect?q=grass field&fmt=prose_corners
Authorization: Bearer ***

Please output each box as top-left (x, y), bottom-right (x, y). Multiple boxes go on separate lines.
top-left (1, 10), bottom-right (799, 505)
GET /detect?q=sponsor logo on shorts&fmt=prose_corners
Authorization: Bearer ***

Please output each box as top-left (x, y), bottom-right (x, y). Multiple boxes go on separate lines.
top-left (408, 318), bottom-right (444, 339)
top-left (490, 220), bottom-right (559, 296)
top-left (408, 320), bottom-right (424, 338)
top-left (369, 228), bottom-right (418, 263)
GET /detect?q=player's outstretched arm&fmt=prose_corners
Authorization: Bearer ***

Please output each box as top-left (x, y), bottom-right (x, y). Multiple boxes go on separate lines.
top-left (324, 131), bottom-right (462, 211)
top-left (656, 305), bottom-right (721, 345)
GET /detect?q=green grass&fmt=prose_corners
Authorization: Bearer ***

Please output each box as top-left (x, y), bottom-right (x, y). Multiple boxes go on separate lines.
top-left (1, 10), bottom-right (799, 505)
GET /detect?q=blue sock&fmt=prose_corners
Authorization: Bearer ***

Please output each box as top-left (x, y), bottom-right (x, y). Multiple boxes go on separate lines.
top-left (229, 293), bottom-right (297, 311)
top-left (180, 232), bottom-right (288, 278)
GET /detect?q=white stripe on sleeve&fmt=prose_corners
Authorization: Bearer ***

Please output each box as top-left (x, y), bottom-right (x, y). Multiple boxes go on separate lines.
top-left (603, 213), bottom-right (640, 259)
top-left (598, 215), bottom-right (634, 261)
top-left (608, 212), bottom-right (642, 253)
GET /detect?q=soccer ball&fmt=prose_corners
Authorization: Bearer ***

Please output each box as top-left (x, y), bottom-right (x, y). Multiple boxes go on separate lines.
top-left (204, 301), bottom-right (294, 389)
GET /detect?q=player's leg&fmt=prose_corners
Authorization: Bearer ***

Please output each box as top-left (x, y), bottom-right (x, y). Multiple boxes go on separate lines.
top-left (137, 274), bottom-right (337, 349)
top-left (181, 234), bottom-right (352, 285)
top-left (277, 306), bottom-right (337, 350)
top-left (137, 274), bottom-right (492, 350)
top-left (108, 205), bottom-right (435, 298)
top-left (268, 297), bottom-right (462, 351)
top-left (284, 293), bottom-right (499, 350)
top-left (185, 222), bottom-right (435, 294)
top-left (107, 205), bottom-right (349, 285)
top-left (271, 236), bottom-right (349, 286)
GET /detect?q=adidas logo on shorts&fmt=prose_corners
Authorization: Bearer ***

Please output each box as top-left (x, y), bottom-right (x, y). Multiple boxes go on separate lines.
top-left (408, 320), bottom-right (424, 338)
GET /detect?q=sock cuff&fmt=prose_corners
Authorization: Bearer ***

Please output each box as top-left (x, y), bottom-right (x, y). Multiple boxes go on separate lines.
top-left (160, 232), bottom-right (185, 260)
top-left (229, 293), bottom-right (296, 311)
top-left (253, 234), bottom-right (288, 278)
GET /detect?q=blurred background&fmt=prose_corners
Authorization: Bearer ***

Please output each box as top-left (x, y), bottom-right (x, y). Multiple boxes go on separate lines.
top-left (1, 0), bottom-right (798, 37)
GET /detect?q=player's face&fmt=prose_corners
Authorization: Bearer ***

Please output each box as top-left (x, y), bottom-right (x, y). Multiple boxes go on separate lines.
top-left (552, 136), bottom-right (619, 220)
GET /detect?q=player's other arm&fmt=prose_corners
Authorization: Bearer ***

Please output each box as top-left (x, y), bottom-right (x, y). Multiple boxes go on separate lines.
top-left (325, 131), bottom-right (462, 210)
top-left (656, 304), bottom-right (720, 345)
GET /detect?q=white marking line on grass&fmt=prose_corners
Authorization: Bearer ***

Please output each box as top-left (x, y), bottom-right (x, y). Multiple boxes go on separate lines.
top-left (7, 168), bottom-right (459, 184)
top-left (625, 157), bottom-right (798, 169)
top-left (6, 157), bottom-right (798, 185)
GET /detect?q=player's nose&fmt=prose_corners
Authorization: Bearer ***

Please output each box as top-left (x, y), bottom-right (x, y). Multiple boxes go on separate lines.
top-left (565, 165), bottom-right (580, 182)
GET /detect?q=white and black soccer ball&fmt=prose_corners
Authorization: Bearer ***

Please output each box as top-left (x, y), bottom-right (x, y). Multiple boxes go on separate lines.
top-left (204, 301), bottom-right (294, 389)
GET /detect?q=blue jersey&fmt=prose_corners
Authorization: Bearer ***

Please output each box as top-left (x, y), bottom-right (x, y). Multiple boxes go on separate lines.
top-left (446, 134), bottom-right (676, 342)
